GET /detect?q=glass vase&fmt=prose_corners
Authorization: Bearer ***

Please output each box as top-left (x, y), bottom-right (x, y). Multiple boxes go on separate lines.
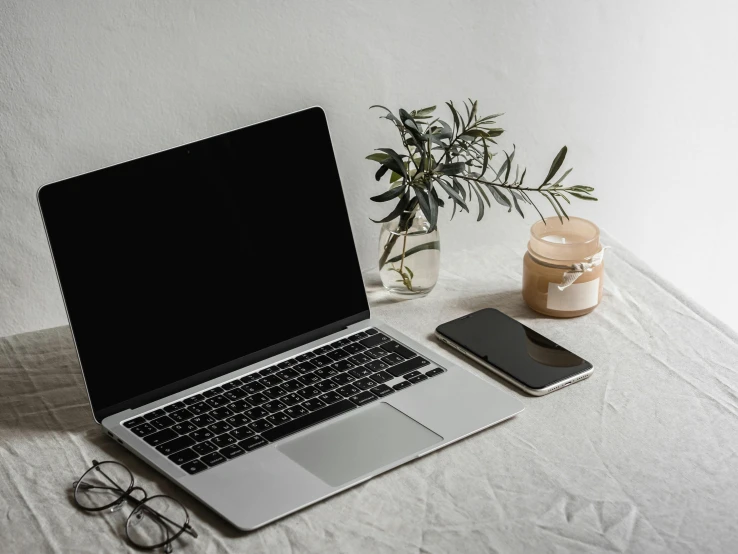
top-left (378, 207), bottom-right (440, 297)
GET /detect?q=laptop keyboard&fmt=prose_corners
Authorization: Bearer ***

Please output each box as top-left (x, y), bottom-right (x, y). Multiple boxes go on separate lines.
top-left (121, 328), bottom-right (446, 475)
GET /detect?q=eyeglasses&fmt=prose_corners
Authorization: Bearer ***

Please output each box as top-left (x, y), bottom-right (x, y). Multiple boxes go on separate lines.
top-left (72, 460), bottom-right (198, 552)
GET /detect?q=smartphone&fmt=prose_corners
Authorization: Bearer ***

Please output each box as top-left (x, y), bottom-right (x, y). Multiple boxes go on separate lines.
top-left (435, 308), bottom-right (593, 396)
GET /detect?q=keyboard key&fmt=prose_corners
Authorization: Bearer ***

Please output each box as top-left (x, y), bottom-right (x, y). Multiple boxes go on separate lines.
top-left (370, 384), bottom-right (394, 397)
top-left (169, 408), bottom-right (195, 423)
top-left (365, 360), bottom-right (389, 372)
top-left (189, 429), bottom-right (215, 442)
top-left (426, 368), bottom-right (445, 377)
top-left (380, 352), bottom-right (405, 366)
top-left (248, 393), bottom-right (269, 405)
top-left (203, 387), bottom-right (224, 398)
top-left (318, 392), bottom-right (343, 405)
top-left (280, 379), bottom-right (302, 393)
top-left (245, 407), bottom-right (269, 420)
top-left (348, 367), bottom-right (372, 379)
top-left (366, 347), bottom-right (388, 359)
top-left (284, 405), bottom-right (309, 419)
top-left (277, 360), bottom-right (295, 369)
top-left (381, 341), bottom-right (416, 359)
top-left (143, 428), bottom-right (178, 446)
top-left (189, 415), bottom-right (216, 428)
top-left (144, 409), bottom-right (167, 421)
top-left (220, 444), bottom-right (246, 459)
top-left (276, 368), bottom-right (300, 380)
top-left (349, 391), bottom-right (378, 406)
top-left (223, 388), bottom-right (247, 401)
top-left (266, 412), bottom-right (291, 426)
top-left (331, 373), bottom-right (354, 386)
top-left (331, 360), bottom-right (354, 372)
top-left (348, 353), bottom-right (371, 365)
top-left (204, 395), bottom-right (229, 409)
top-left (241, 382), bottom-right (266, 395)
top-left (298, 386), bottom-right (321, 399)
top-left (172, 422), bottom-right (197, 435)
top-left (365, 328), bottom-right (378, 335)
top-left (261, 366), bottom-right (279, 375)
top-left (262, 399), bottom-right (356, 442)
top-left (238, 436), bottom-right (269, 452)
top-left (393, 381), bottom-right (412, 391)
top-left (227, 400), bottom-right (251, 413)
top-left (123, 416), bottom-right (146, 429)
top-left (201, 452), bottom-right (227, 467)
top-left (207, 421), bottom-right (234, 435)
top-left (326, 349), bottom-right (350, 361)
top-left (264, 385), bottom-right (287, 399)
top-left (209, 407), bottom-right (234, 420)
top-left (337, 384), bottom-right (361, 397)
top-left (211, 434), bottom-right (237, 448)
top-left (180, 459), bottom-right (208, 475)
top-left (313, 367), bottom-right (339, 379)
top-left (156, 435), bottom-right (195, 456)
top-left (184, 394), bottom-right (205, 405)
top-left (351, 331), bottom-right (368, 339)
top-left (387, 357), bottom-right (430, 377)
top-left (403, 370), bottom-right (422, 380)
top-left (372, 371), bottom-right (393, 383)
top-left (168, 447), bottom-right (199, 465)
top-left (311, 355), bottom-right (333, 368)
top-left (302, 398), bottom-right (327, 411)
top-left (408, 374), bottom-right (428, 384)
top-left (192, 441), bottom-right (217, 456)
top-left (263, 400), bottom-right (286, 413)
top-left (248, 419), bottom-right (274, 433)
top-left (164, 401), bottom-right (186, 413)
top-left (296, 353), bottom-right (313, 363)
top-left (130, 423), bottom-right (156, 437)
top-left (314, 380), bottom-right (338, 392)
top-left (239, 374), bottom-right (258, 384)
top-left (281, 393), bottom-right (304, 406)
top-left (298, 373), bottom-right (321, 386)
top-left (221, 381), bottom-right (239, 390)
top-left (354, 377), bottom-right (378, 391)
top-left (330, 339), bottom-right (351, 348)
top-left (359, 333), bottom-right (390, 348)
top-left (189, 402), bottom-right (210, 416)
top-left (313, 346), bottom-right (333, 355)
top-left (294, 361), bottom-right (316, 374)
top-left (225, 414), bottom-right (250, 428)
top-left (342, 343), bottom-right (366, 355)
top-left (259, 375), bottom-right (283, 387)
top-left (229, 427), bottom-right (255, 441)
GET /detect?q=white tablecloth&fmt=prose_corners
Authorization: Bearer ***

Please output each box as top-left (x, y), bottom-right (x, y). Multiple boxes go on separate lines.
top-left (1, 231), bottom-right (737, 553)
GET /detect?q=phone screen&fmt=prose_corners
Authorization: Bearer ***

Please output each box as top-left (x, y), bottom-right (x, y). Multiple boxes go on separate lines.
top-left (436, 308), bottom-right (592, 390)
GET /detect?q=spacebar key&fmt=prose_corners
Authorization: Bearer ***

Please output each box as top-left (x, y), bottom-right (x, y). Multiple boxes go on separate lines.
top-left (261, 400), bottom-right (356, 442)
top-left (387, 356), bottom-right (430, 377)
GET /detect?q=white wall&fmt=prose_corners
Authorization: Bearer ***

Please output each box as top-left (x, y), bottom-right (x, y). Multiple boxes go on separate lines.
top-left (1, 0), bottom-right (737, 336)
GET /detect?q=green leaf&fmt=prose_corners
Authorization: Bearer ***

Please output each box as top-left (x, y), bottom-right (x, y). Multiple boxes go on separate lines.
top-left (445, 102), bottom-right (461, 131)
top-left (567, 192), bottom-right (599, 201)
top-left (489, 185), bottom-right (512, 212)
top-left (453, 177), bottom-right (466, 202)
top-left (404, 118), bottom-right (420, 132)
top-left (554, 168), bottom-right (573, 185)
top-left (375, 164), bottom-right (390, 181)
top-left (550, 193), bottom-right (569, 220)
top-left (377, 148), bottom-right (408, 181)
top-left (369, 105), bottom-right (401, 125)
top-left (370, 185), bottom-right (405, 202)
top-left (482, 141), bottom-right (490, 176)
top-left (511, 190), bottom-right (524, 218)
top-left (438, 120), bottom-right (453, 140)
top-left (427, 185), bottom-right (439, 231)
top-left (366, 153), bottom-right (390, 163)
top-left (542, 146), bottom-right (568, 185)
top-left (469, 99), bottom-right (478, 122)
top-left (435, 177), bottom-right (469, 212)
top-left (385, 241), bottom-right (441, 264)
top-left (390, 171), bottom-right (402, 183)
top-left (462, 128), bottom-right (488, 138)
top-left (415, 106), bottom-right (436, 116)
top-left (470, 181), bottom-right (485, 221)
top-left (542, 192), bottom-right (564, 224)
top-left (370, 193), bottom-right (411, 223)
top-left (438, 162), bottom-right (466, 175)
top-left (486, 128), bottom-right (504, 137)
top-left (520, 167), bottom-right (527, 186)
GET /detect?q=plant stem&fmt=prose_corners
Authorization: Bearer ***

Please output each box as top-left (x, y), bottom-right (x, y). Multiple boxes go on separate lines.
top-left (399, 229), bottom-right (408, 273)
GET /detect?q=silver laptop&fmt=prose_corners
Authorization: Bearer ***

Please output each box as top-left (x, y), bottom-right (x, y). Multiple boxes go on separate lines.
top-left (38, 107), bottom-right (524, 530)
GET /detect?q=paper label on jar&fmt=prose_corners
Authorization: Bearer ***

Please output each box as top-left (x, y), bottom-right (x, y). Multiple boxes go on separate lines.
top-left (547, 278), bottom-right (600, 312)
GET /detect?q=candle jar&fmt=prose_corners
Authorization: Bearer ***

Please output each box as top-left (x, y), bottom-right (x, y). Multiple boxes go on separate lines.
top-left (522, 217), bottom-right (604, 317)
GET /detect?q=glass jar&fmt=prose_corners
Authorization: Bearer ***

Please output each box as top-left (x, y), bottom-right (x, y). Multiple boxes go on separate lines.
top-left (522, 217), bottom-right (605, 317)
top-left (378, 207), bottom-right (440, 297)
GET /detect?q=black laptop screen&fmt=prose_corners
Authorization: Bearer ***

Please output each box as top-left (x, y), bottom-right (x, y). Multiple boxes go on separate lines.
top-left (38, 107), bottom-right (369, 418)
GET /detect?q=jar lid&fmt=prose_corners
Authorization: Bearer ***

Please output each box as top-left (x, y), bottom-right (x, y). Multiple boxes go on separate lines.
top-left (528, 217), bottom-right (600, 262)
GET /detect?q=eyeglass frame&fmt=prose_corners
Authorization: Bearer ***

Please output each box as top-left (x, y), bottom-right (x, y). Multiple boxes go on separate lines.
top-left (72, 459), bottom-right (198, 551)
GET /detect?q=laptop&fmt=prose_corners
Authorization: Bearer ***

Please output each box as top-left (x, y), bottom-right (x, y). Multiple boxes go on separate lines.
top-left (38, 106), bottom-right (524, 530)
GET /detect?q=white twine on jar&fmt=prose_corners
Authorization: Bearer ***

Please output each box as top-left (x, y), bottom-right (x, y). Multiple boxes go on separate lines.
top-left (530, 245), bottom-right (609, 290)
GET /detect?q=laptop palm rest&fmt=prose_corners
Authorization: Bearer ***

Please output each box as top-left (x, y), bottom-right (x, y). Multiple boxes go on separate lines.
top-left (277, 402), bottom-right (442, 487)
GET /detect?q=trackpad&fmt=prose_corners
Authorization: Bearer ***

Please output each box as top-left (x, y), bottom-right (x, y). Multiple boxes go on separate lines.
top-left (278, 402), bottom-right (442, 487)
